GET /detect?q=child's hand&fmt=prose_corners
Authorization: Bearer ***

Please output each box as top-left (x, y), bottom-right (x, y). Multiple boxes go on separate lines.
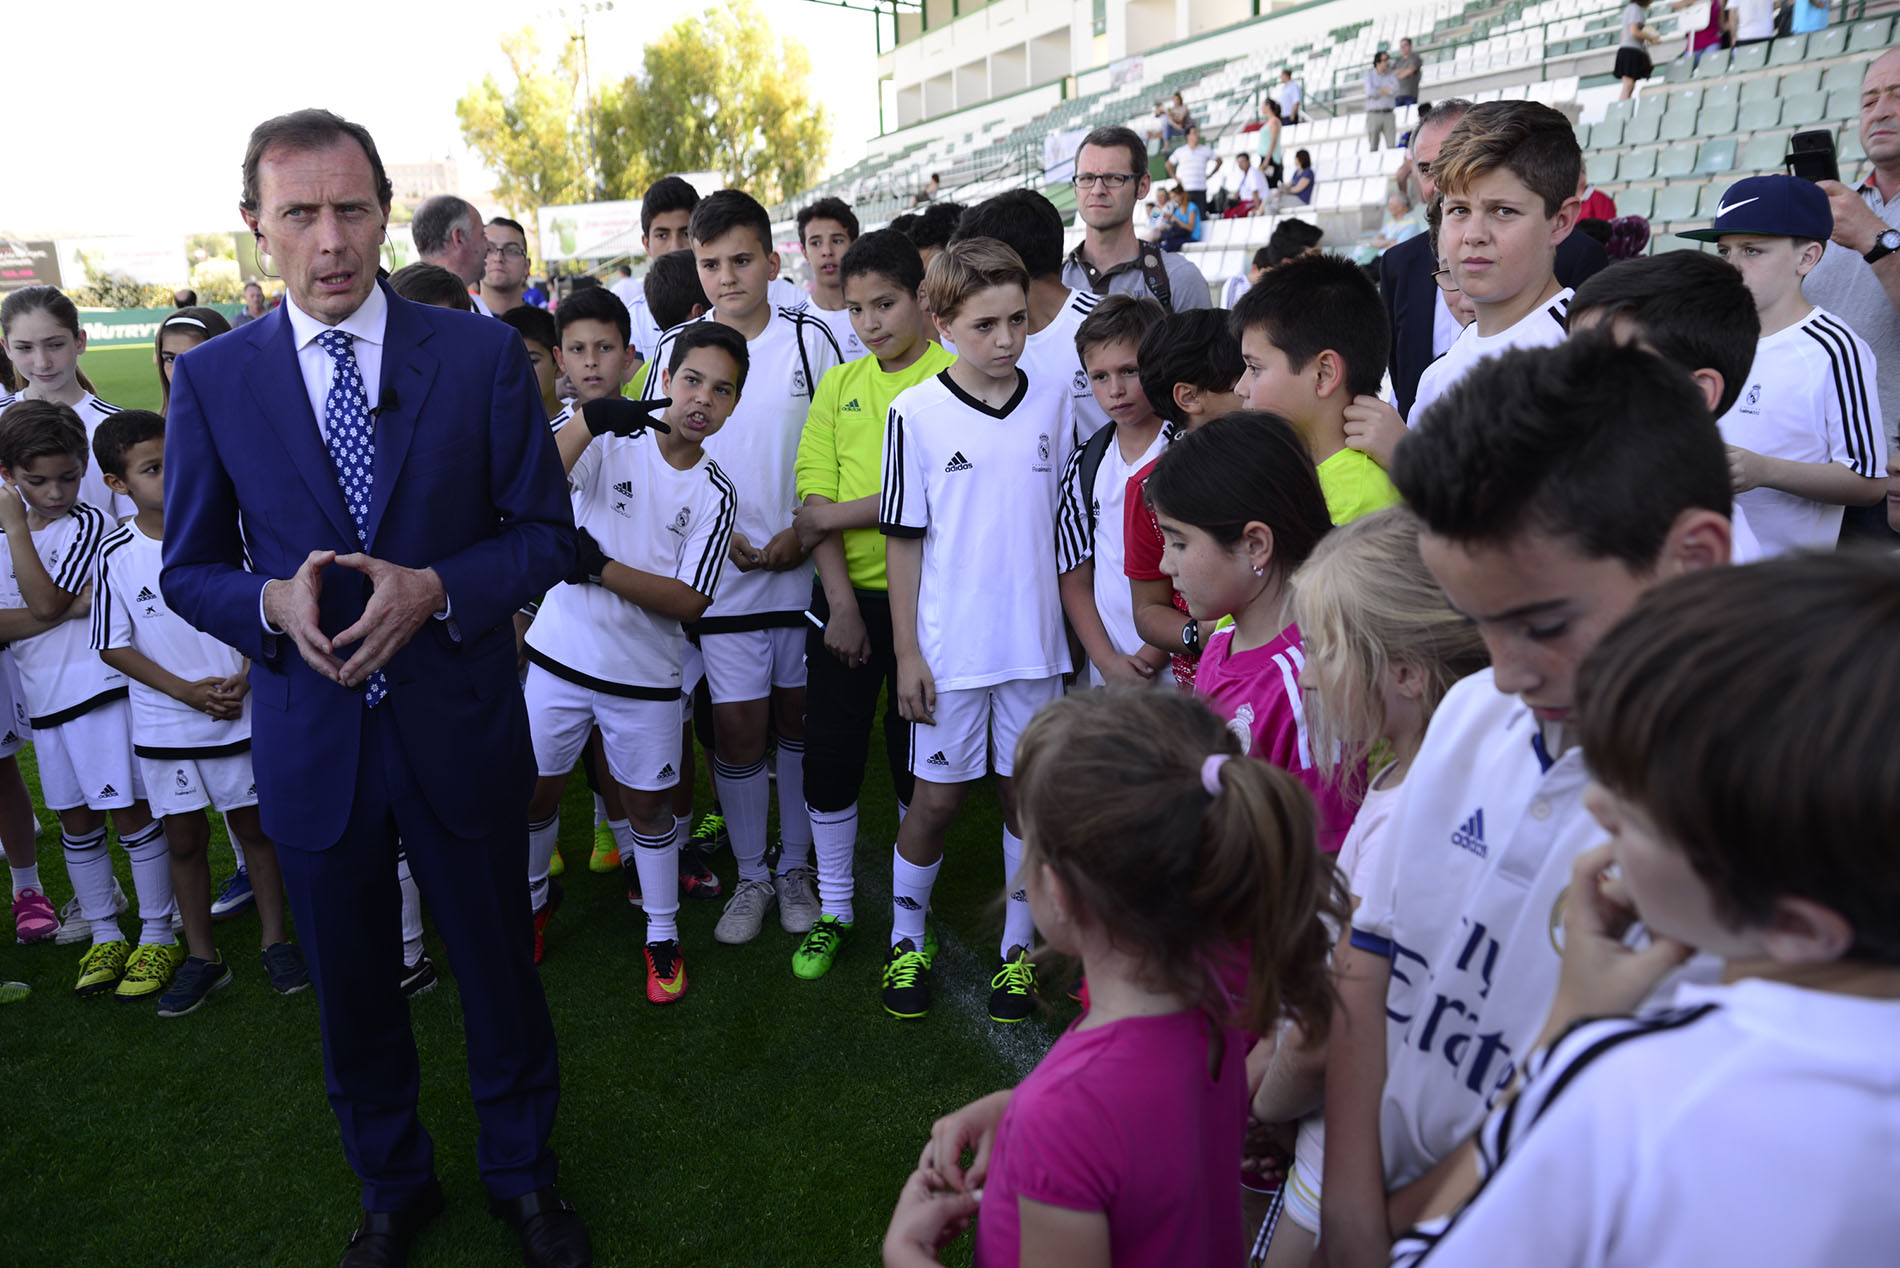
top-left (0, 483), bottom-right (26, 533)
top-left (758, 527), bottom-right (808, 572)
top-left (1726, 444), bottom-right (1766, 494)
top-left (824, 600), bottom-right (872, 667)
top-left (177, 676), bottom-right (236, 719)
top-left (1343, 395), bottom-right (1406, 470)
top-left (1540, 842), bottom-right (1694, 1047)
top-left (1097, 653), bottom-right (1157, 685)
top-left (791, 502), bottom-right (833, 551)
top-left (727, 530), bottom-right (763, 572)
top-left (896, 652), bottom-right (937, 726)
top-left (923, 1089), bottom-right (1013, 1193)
top-left (1241, 1116), bottom-right (1295, 1182)
top-left (882, 1168), bottom-right (980, 1268)
top-left (216, 671), bottom-right (251, 703)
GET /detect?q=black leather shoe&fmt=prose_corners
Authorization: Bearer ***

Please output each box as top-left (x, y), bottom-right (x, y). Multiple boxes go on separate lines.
top-left (338, 1178), bottom-right (445, 1268)
top-left (490, 1187), bottom-right (592, 1268)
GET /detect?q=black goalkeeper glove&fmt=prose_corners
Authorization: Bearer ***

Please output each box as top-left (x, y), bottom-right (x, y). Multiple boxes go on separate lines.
top-left (569, 527), bottom-right (612, 587)
top-left (581, 395), bottom-right (672, 438)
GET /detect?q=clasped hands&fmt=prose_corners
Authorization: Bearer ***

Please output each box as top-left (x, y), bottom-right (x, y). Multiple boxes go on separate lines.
top-left (264, 550), bottom-right (446, 690)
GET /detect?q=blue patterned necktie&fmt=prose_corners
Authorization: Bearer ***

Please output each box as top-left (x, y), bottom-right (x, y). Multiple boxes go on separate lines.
top-left (315, 329), bottom-right (386, 706)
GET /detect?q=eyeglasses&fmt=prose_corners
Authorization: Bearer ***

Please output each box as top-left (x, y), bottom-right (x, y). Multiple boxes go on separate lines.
top-left (1073, 173), bottom-right (1140, 190)
top-left (1431, 267), bottom-right (1461, 294)
top-left (485, 244), bottom-right (528, 259)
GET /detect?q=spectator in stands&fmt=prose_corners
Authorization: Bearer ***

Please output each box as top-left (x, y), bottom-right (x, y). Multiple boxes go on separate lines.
top-left (1271, 150), bottom-right (1317, 211)
top-left (1732, 0), bottom-right (1775, 45)
top-left (413, 193), bottom-right (490, 314)
top-left (1365, 52), bottom-right (1401, 152)
top-left (1807, 48), bottom-right (1900, 539)
top-left (1063, 125), bottom-right (1213, 311)
top-left (1791, 0), bottom-right (1830, 33)
top-left (1578, 169), bottom-right (1618, 222)
top-left (1615, 0), bottom-right (1663, 100)
top-left (911, 173), bottom-right (941, 207)
top-left (1157, 185), bottom-right (1203, 254)
top-left (479, 216), bottom-right (531, 316)
top-left (231, 281), bottom-right (268, 328)
top-left (1690, 0), bottom-right (1736, 67)
top-left (172, 288), bottom-right (198, 308)
top-left (1277, 69), bottom-right (1303, 126)
top-left (1367, 192), bottom-right (1427, 255)
top-left (1152, 92), bottom-right (1194, 146)
top-left (1167, 125), bottom-right (1221, 218)
top-left (1216, 152), bottom-right (1271, 218)
top-left (1380, 99), bottom-right (1608, 419)
top-left (1257, 98), bottom-right (1285, 187)
top-left (1393, 38), bottom-right (1424, 108)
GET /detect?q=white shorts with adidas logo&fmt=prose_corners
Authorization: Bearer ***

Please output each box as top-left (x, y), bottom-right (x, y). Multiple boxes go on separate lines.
top-left (0, 650), bottom-right (29, 759)
top-left (524, 664), bottom-right (683, 792)
top-left (908, 676), bottom-right (1062, 784)
top-left (35, 697), bottom-right (144, 812)
top-left (140, 751), bottom-right (259, 819)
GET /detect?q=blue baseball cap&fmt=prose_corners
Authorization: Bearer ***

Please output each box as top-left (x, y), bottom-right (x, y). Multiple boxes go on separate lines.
top-left (1678, 173), bottom-right (1833, 242)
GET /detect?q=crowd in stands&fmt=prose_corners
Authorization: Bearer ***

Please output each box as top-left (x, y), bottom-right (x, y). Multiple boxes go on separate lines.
top-left (5, 36), bottom-right (1900, 1265)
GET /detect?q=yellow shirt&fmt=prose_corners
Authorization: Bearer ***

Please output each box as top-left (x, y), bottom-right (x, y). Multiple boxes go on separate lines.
top-left (795, 341), bottom-right (958, 591)
top-left (1316, 447), bottom-right (1402, 525)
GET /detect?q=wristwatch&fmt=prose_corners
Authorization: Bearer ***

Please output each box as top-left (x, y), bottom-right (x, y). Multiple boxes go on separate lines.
top-left (1864, 229), bottom-right (1900, 266)
top-left (1181, 618), bottom-right (1200, 653)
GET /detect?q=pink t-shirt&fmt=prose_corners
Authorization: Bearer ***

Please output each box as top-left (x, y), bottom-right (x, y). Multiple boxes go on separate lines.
top-left (974, 1010), bottom-right (1247, 1268)
top-left (1193, 622), bottom-right (1357, 852)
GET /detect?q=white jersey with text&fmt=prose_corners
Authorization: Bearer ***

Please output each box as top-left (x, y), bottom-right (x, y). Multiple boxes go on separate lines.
top-left (1017, 287), bottom-right (1112, 441)
top-left (0, 502), bottom-right (126, 724)
top-left (811, 304), bottom-right (868, 362)
top-left (1408, 291), bottom-right (1572, 427)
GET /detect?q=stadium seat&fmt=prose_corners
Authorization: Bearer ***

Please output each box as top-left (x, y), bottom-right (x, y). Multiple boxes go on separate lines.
top-left (1660, 109), bottom-right (1699, 141)
top-left (1626, 111), bottom-right (1663, 144)
top-left (1664, 57), bottom-right (1696, 83)
top-left (1694, 49), bottom-right (1730, 79)
top-left (1587, 150), bottom-right (1620, 186)
top-left (1738, 97), bottom-right (1783, 131)
top-left (1616, 185), bottom-right (1654, 220)
top-left (1603, 98), bottom-right (1636, 124)
top-left (1842, 128), bottom-right (1869, 166)
top-left (1811, 25), bottom-right (1849, 59)
top-left (1654, 182), bottom-right (1701, 222)
top-left (1729, 41), bottom-right (1770, 73)
top-left (1700, 103), bottom-right (1738, 134)
top-left (1829, 89), bottom-right (1862, 119)
top-left (1848, 16), bottom-right (1893, 54)
top-left (1665, 86), bottom-right (1704, 116)
top-left (1782, 91), bottom-right (1828, 125)
top-left (1696, 138), bottom-right (1738, 176)
top-left (1621, 148), bottom-right (1659, 181)
top-left (1740, 76), bottom-right (1782, 106)
top-left (1740, 131), bottom-right (1789, 171)
top-left (1696, 181), bottom-right (1731, 219)
top-left (1771, 33), bottom-right (1809, 66)
top-left (1592, 118), bottom-right (1625, 148)
top-left (1656, 233), bottom-right (1713, 254)
top-left (1823, 63), bottom-right (1864, 97)
top-left (1658, 141), bottom-right (1699, 177)
top-left (1780, 67), bottom-right (1822, 97)
top-left (1703, 82), bottom-right (1742, 112)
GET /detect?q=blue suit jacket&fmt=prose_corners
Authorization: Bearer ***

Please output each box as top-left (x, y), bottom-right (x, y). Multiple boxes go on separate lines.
top-left (162, 284), bottom-right (575, 850)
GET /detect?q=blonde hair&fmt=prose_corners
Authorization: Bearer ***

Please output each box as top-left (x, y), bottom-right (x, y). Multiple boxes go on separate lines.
top-left (920, 236), bottom-right (1029, 324)
top-left (1291, 507), bottom-right (1489, 780)
top-left (1013, 687), bottom-right (1345, 1039)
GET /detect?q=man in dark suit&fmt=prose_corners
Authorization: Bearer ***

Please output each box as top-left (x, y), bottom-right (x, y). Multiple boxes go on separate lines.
top-left (162, 109), bottom-right (586, 1268)
top-left (1381, 99), bottom-right (1610, 419)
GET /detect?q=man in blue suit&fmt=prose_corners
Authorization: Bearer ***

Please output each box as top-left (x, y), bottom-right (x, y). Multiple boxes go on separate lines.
top-left (162, 109), bottom-right (587, 1268)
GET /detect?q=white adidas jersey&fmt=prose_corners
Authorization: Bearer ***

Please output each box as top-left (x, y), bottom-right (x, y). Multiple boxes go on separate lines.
top-left (1056, 421), bottom-right (1174, 680)
top-left (1408, 291), bottom-right (1572, 428)
top-left (639, 307), bottom-right (841, 624)
top-left (526, 429), bottom-right (735, 694)
top-left (1015, 288), bottom-right (1111, 442)
top-left (546, 401), bottom-right (574, 434)
top-left (810, 304), bottom-right (868, 362)
top-left (70, 395), bottom-right (134, 522)
top-left (1391, 979), bottom-right (1900, 1266)
top-left (1718, 306), bottom-right (1886, 557)
top-left (0, 502), bottom-right (126, 724)
top-left (880, 368), bottom-right (1074, 690)
top-left (91, 521), bottom-right (250, 754)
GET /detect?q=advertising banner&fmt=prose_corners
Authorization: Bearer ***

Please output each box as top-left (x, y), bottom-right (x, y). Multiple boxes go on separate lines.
top-left (0, 240), bottom-right (61, 292)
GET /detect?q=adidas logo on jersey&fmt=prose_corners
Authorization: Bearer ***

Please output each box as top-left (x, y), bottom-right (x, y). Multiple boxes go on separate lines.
top-left (926, 750), bottom-right (950, 766)
top-left (135, 586), bottom-right (157, 603)
top-left (894, 896), bottom-right (924, 911)
top-left (1010, 888), bottom-right (1027, 902)
top-left (842, 397), bottom-right (862, 412)
top-left (97, 784), bottom-right (117, 799)
top-left (613, 481), bottom-right (634, 497)
top-left (943, 452), bottom-right (973, 473)
top-left (1451, 809), bottom-right (1487, 858)
top-left (0, 732), bottom-right (17, 746)
top-left (657, 763), bottom-right (676, 779)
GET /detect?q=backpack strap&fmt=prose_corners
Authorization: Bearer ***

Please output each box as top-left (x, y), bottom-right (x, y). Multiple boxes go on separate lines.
top-left (1075, 423), bottom-right (1120, 544)
top-left (1137, 247), bottom-right (1176, 311)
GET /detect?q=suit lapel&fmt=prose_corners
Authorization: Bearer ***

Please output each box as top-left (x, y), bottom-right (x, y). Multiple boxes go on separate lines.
top-left (364, 286), bottom-right (439, 550)
top-left (241, 310), bottom-right (361, 547)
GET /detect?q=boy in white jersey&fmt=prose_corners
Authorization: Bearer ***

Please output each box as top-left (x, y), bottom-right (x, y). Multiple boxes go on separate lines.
top-left (1408, 102), bottom-right (1582, 427)
top-left (88, 411), bottom-right (306, 1014)
top-left (0, 286), bottom-right (132, 521)
top-left (1391, 555), bottom-right (1900, 1267)
top-left (640, 190), bottom-right (843, 949)
top-left (1678, 174), bottom-right (1887, 555)
top-left (952, 191), bottom-right (1110, 439)
top-left (628, 177), bottom-right (702, 366)
top-left (0, 400), bottom-right (174, 999)
top-left (797, 197), bottom-right (868, 361)
top-left (879, 238), bottom-right (1075, 1023)
top-left (1055, 295), bottom-right (1173, 686)
top-left (1318, 337), bottom-right (1736, 1268)
top-left (525, 324), bottom-right (741, 1004)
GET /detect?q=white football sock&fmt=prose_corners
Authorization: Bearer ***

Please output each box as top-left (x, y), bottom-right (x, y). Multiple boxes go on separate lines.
top-left (227, 830), bottom-right (247, 874)
top-left (122, 821), bottom-right (174, 945)
top-left (10, 862), bottom-right (40, 896)
top-left (1000, 826), bottom-right (1035, 957)
top-left (528, 811), bottom-right (559, 913)
top-left (773, 737), bottom-right (811, 872)
top-left (809, 802), bottom-right (858, 924)
top-left (674, 815), bottom-right (693, 846)
top-left (397, 849), bottom-right (424, 966)
top-left (891, 850), bottom-right (939, 948)
top-left (64, 826), bottom-right (117, 942)
top-left (631, 823), bottom-right (680, 943)
top-left (593, 793), bottom-right (607, 829)
top-left (714, 757), bottom-right (771, 883)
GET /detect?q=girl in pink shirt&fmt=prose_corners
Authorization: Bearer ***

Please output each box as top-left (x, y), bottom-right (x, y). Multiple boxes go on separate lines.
top-left (1145, 412), bottom-right (1358, 851)
top-left (881, 687), bottom-right (1345, 1268)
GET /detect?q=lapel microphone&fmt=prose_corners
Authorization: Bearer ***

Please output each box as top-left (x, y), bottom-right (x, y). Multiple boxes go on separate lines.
top-left (370, 388), bottom-right (400, 419)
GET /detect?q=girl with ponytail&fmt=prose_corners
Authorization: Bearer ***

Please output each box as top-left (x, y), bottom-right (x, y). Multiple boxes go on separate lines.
top-left (882, 686), bottom-right (1346, 1268)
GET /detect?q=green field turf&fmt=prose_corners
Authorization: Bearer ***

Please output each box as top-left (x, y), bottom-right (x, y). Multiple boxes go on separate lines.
top-left (2, 707), bottom-right (1058, 1265)
top-left (79, 343), bottom-right (164, 413)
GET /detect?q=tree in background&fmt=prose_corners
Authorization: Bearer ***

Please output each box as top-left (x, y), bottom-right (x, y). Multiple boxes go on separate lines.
top-left (457, 29), bottom-right (594, 228)
top-left (600, 0), bottom-right (831, 207)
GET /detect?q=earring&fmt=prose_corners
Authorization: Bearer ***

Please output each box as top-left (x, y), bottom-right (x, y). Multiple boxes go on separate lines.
top-left (1253, 564), bottom-right (1265, 576)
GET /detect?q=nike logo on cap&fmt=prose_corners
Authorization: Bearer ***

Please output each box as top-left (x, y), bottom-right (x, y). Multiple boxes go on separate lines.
top-left (1717, 196), bottom-right (1760, 218)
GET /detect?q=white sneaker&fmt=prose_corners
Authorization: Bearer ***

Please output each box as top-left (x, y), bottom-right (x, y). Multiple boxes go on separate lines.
top-left (775, 866), bottom-right (820, 934)
top-left (713, 878), bottom-right (778, 945)
top-left (55, 877), bottom-right (128, 946)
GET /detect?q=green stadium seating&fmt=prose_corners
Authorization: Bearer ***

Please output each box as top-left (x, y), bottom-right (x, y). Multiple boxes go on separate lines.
top-left (1823, 63), bottom-right (1864, 96)
top-left (1660, 109), bottom-right (1700, 141)
top-left (1741, 131), bottom-right (1789, 171)
top-left (1696, 181), bottom-right (1731, 219)
top-left (1695, 138), bottom-right (1738, 175)
top-left (1655, 234), bottom-right (1713, 254)
top-left (1829, 88), bottom-right (1862, 119)
top-left (1665, 86), bottom-right (1704, 115)
top-left (1694, 49), bottom-right (1730, 78)
top-left (1771, 34), bottom-right (1809, 66)
top-left (1701, 103), bottom-right (1739, 134)
top-left (1842, 128), bottom-right (1869, 165)
top-left (1587, 150), bottom-right (1620, 186)
top-left (1738, 97), bottom-right (1783, 131)
top-left (1811, 25), bottom-right (1849, 59)
top-left (1617, 185), bottom-right (1654, 219)
top-left (1848, 16), bottom-right (1893, 53)
top-left (1664, 57), bottom-right (1695, 83)
top-left (1704, 82), bottom-right (1742, 112)
top-left (1781, 67), bottom-right (1823, 96)
top-left (1658, 140), bottom-right (1699, 177)
top-left (1627, 111), bottom-right (1663, 144)
top-left (1621, 147), bottom-right (1659, 181)
top-left (1654, 182), bottom-right (1701, 222)
top-left (1783, 91), bottom-right (1829, 125)
top-left (1740, 75), bottom-right (1781, 105)
top-left (1592, 118), bottom-right (1625, 149)
top-left (1730, 42), bottom-right (1770, 72)
top-left (1603, 98), bottom-right (1636, 124)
